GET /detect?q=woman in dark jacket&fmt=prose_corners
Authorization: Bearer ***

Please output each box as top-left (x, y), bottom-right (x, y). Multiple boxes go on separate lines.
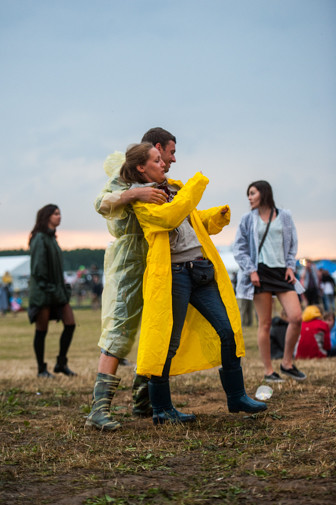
top-left (29, 204), bottom-right (76, 378)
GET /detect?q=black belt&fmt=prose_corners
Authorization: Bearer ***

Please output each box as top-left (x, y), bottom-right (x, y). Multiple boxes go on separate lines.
top-left (172, 257), bottom-right (206, 269)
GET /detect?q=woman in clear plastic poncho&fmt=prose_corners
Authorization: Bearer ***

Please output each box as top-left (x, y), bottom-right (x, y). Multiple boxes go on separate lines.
top-left (95, 152), bottom-right (148, 359)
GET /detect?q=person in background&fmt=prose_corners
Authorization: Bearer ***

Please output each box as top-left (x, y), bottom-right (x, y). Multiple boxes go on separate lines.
top-left (0, 282), bottom-right (9, 316)
top-left (118, 143), bottom-right (266, 426)
top-left (91, 274), bottom-right (103, 310)
top-left (85, 128), bottom-right (175, 431)
top-left (238, 299), bottom-right (254, 327)
top-left (10, 291), bottom-right (23, 314)
top-left (300, 260), bottom-right (321, 306)
top-left (28, 204), bottom-right (76, 378)
top-left (2, 271), bottom-right (13, 312)
top-left (320, 269), bottom-right (335, 312)
top-left (295, 305), bottom-right (331, 359)
top-left (270, 309), bottom-right (289, 360)
top-left (324, 311), bottom-right (336, 357)
top-left (233, 180), bottom-right (306, 383)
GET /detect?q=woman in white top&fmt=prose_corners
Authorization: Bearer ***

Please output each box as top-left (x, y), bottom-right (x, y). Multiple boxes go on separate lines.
top-left (233, 180), bottom-right (306, 383)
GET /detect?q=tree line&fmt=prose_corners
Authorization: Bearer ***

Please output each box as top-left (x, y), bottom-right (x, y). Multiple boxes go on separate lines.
top-left (0, 249), bottom-right (105, 271)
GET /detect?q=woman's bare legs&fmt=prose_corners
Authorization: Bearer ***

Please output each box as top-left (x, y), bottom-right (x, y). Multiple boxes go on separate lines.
top-left (253, 292), bottom-right (274, 375)
top-left (276, 291), bottom-right (302, 370)
top-left (254, 290), bottom-right (302, 376)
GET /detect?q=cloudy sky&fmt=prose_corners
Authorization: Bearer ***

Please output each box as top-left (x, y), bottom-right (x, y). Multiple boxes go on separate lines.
top-left (1, 0), bottom-right (335, 258)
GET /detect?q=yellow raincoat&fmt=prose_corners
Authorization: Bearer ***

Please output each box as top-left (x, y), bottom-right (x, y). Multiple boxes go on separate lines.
top-left (133, 172), bottom-right (245, 377)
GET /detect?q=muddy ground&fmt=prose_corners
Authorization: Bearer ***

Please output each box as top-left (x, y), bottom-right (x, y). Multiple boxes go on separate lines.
top-left (1, 312), bottom-right (335, 504)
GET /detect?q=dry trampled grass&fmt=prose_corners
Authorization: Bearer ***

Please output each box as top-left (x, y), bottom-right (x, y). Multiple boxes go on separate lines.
top-left (0, 310), bottom-right (335, 505)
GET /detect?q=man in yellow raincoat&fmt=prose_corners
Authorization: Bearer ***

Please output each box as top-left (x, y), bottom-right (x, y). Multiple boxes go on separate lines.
top-left (120, 143), bottom-right (267, 425)
top-left (86, 128), bottom-right (176, 431)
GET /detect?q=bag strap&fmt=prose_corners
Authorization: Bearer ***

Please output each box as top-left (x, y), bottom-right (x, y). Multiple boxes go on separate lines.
top-left (258, 208), bottom-right (274, 254)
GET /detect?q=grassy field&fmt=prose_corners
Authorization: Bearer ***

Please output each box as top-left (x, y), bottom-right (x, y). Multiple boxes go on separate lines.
top-left (0, 309), bottom-right (335, 505)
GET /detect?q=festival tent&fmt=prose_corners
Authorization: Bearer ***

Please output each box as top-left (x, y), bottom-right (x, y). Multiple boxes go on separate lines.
top-left (0, 255), bottom-right (30, 291)
top-left (217, 246), bottom-right (239, 277)
top-left (315, 259), bottom-right (336, 274)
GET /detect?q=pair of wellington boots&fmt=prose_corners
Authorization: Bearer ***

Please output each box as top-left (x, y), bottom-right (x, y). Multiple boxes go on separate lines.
top-left (85, 367), bottom-right (267, 431)
top-left (85, 374), bottom-right (196, 429)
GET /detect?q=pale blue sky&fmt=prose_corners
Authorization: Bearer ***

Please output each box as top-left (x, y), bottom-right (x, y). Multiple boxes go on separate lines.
top-left (1, 0), bottom-right (335, 256)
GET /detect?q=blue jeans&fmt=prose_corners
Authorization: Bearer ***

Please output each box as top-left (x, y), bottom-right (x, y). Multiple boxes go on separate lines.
top-left (151, 261), bottom-right (240, 383)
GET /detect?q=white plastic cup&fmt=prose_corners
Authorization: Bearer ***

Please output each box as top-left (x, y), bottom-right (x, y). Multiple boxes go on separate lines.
top-left (255, 385), bottom-right (273, 401)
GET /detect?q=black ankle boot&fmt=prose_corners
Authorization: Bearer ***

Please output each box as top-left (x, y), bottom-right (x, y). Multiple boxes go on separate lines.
top-left (149, 380), bottom-right (196, 425)
top-left (38, 363), bottom-right (55, 379)
top-left (219, 367), bottom-right (267, 413)
top-left (54, 356), bottom-right (77, 376)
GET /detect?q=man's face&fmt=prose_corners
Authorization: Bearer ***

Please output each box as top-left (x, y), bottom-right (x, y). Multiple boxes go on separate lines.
top-left (157, 140), bottom-right (176, 173)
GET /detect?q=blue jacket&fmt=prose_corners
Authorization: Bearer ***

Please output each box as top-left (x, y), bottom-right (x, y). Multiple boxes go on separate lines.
top-left (233, 208), bottom-right (298, 300)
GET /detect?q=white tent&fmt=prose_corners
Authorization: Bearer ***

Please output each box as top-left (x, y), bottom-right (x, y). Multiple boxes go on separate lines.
top-left (216, 246), bottom-right (239, 275)
top-left (0, 255), bottom-right (30, 291)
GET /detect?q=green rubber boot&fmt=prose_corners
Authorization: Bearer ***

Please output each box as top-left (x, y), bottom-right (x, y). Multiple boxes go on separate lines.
top-left (132, 373), bottom-right (153, 417)
top-left (85, 373), bottom-right (121, 431)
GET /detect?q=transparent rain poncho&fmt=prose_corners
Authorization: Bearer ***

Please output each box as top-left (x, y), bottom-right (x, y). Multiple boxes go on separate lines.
top-left (95, 152), bottom-right (148, 358)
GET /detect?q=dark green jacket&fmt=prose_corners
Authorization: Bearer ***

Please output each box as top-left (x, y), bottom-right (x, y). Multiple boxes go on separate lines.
top-left (29, 231), bottom-right (70, 308)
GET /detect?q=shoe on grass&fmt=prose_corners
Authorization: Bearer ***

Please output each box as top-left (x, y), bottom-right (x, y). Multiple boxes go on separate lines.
top-left (37, 363), bottom-right (55, 379)
top-left (264, 371), bottom-right (285, 383)
top-left (280, 364), bottom-right (306, 381)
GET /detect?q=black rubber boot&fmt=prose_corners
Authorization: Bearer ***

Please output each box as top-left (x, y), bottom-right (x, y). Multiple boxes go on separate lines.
top-left (38, 363), bottom-right (54, 379)
top-left (219, 367), bottom-right (267, 413)
top-left (132, 373), bottom-right (153, 417)
top-left (54, 356), bottom-right (77, 376)
top-left (149, 380), bottom-right (196, 425)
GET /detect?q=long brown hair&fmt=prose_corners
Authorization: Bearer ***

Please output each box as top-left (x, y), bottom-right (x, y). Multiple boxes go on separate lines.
top-left (120, 143), bottom-right (154, 184)
top-left (29, 204), bottom-right (59, 245)
top-left (247, 180), bottom-right (276, 209)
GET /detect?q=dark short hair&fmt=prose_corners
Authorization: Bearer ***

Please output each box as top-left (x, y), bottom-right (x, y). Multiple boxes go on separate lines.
top-left (29, 204), bottom-right (59, 245)
top-left (324, 311), bottom-right (335, 324)
top-left (141, 127), bottom-right (176, 149)
top-left (247, 180), bottom-right (275, 209)
top-left (120, 142), bottom-right (154, 184)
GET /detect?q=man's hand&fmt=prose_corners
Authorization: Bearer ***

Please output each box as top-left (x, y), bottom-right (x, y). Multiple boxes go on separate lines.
top-left (133, 187), bottom-right (168, 204)
top-left (113, 187), bottom-right (168, 209)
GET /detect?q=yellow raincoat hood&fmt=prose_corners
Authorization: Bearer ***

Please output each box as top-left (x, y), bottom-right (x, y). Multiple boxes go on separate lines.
top-left (133, 172), bottom-right (245, 377)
